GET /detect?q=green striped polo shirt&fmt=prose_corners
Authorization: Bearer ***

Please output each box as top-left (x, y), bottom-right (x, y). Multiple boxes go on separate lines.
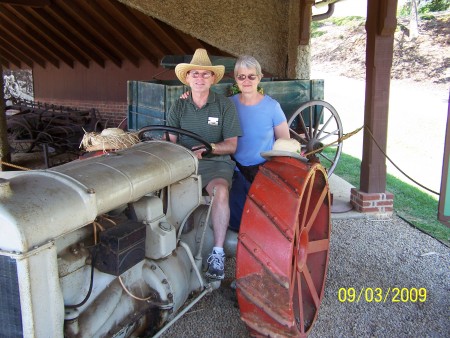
top-left (167, 91), bottom-right (242, 149)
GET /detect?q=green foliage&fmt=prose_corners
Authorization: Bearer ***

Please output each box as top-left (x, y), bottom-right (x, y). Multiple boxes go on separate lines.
top-left (398, 3), bottom-right (411, 17)
top-left (419, 0), bottom-right (450, 14)
top-left (311, 21), bottom-right (327, 38)
top-left (420, 13), bottom-right (436, 19)
top-left (332, 152), bottom-right (450, 245)
top-left (312, 30), bottom-right (327, 38)
top-left (227, 83), bottom-right (263, 96)
top-left (311, 16), bottom-right (364, 38)
top-left (330, 16), bottom-right (365, 26)
top-left (398, 0), bottom-right (450, 17)
top-left (311, 21), bottom-right (325, 30)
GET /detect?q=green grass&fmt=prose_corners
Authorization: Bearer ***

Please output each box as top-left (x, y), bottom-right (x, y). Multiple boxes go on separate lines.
top-left (310, 16), bottom-right (365, 38)
top-left (311, 21), bottom-right (327, 38)
top-left (329, 16), bottom-right (365, 26)
top-left (332, 152), bottom-right (450, 246)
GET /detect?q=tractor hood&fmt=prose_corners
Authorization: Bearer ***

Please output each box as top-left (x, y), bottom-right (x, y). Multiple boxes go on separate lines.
top-left (0, 141), bottom-right (198, 253)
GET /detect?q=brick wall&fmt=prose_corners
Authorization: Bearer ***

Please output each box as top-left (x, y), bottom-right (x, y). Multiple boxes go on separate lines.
top-left (350, 188), bottom-right (394, 215)
top-left (32, 59), bottom-right (176, 131)
top-left (36, 98), bottom-right (128, 130)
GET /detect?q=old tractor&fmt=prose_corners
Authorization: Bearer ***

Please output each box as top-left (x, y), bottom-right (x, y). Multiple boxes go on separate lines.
top-left (0, 122), bottom-right (331, 337)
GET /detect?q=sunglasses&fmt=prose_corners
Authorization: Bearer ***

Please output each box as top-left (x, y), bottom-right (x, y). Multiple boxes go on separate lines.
top-left (188, 71), bottom-right (214, 79)
top-left (236, 74), bottom-right (259, 81)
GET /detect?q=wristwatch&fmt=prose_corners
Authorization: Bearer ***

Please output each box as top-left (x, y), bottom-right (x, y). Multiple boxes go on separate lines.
top-left (211, 143), bottom-right (216, 153)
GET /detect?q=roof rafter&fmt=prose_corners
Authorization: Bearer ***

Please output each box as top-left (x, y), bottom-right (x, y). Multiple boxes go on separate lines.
top-left (81, 0), bottom-right (143, 67)
top-left (42, 4), bottom-right (107, 68)
top-left (23, 5), bottom-right (93, 68)
top-left (0, 8), bottom-right (60, 68)
top-left (5, 4), bottom-right (78, 68)
top-left (0, 0), bottom-right (232, 70)
top-left (56, 0), bottom-right (123, 68)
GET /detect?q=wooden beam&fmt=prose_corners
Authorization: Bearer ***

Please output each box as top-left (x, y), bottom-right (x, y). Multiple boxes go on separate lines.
top-left (37, 5), bottom-right (106, 68)
top-left (299, 0), bottom-right (315, 45)
top-left (56, 0), bottom-right (123, 68)
top-left (360, 0), bottom-right (398, 193)
top-left (0, 0), bottom-right (51, 7)
top-left (0, 27), bottom-right (47, 67)
top-left (0, 57), bottom-right (10, 69)
top-left (131, 8), bottom-right (186, 55)
top-left (24, 5), bottom-right (90, 67)
top-left (0, 9), bottom-right (60, 68)
top-left (4, 4), bottom-right (77, 68)
top-left (105, 0), bottom-right (165, 65)
top-left (83, 0), bottom-right (142, 67)
top-left (0, 46), bottom-right (22, 68)
top-left (0, 34), bottom-right (35, 67)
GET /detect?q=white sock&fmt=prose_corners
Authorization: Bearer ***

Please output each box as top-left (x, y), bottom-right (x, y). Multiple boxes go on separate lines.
top-left (213, 247), bottom-right (224, 255)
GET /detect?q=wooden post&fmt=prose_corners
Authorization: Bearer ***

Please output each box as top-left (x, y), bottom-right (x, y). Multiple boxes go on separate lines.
top-left (299, 0), bottom-right (315, 45)
top-left (360, 0), bottom-right (397, 193)
top-left (350, 0), bottom-right (397, 215)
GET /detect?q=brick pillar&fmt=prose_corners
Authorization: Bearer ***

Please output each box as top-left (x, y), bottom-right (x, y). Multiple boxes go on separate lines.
top-left (350, 188), bottom-right (394, 215)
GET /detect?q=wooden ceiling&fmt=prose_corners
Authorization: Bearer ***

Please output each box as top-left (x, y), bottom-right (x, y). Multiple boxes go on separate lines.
top-left (0, 0), bottom-right (230, 69)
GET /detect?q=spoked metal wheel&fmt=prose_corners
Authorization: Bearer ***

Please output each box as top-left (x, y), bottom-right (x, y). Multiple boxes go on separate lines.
top-left (236, 157), bottom-right (331, 337)
top-left (288, 100), bottom-right (343, 177)
top-left (7, 120), bottom-right (35, 153)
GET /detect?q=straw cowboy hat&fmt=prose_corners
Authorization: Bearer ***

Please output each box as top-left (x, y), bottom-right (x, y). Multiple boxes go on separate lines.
top-left (80, 128), bottom-right (140, 152)
top-left (175, 48), bottom-right (225, 85)
top-left (260, 138), bottom-right (307, 161)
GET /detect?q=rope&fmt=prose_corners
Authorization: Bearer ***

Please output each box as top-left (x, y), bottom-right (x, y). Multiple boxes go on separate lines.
top-left (363, 125), bottom-right (439, 195)
top-left (0, 159), bottom-right (31, 171)
top-left (302, 125), bottom-right (364, 157)
top-left (2, 124), bottom-right (438, 195)
top-left (304, 124), bottom-right (439, 196)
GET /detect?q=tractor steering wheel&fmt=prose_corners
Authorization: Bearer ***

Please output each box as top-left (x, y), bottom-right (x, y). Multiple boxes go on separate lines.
top-left (137, 125), bottom-right (212, 154)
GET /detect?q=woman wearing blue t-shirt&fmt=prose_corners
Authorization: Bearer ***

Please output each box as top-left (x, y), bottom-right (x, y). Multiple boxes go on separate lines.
top-left (229, 55), bottom-right (290, 231)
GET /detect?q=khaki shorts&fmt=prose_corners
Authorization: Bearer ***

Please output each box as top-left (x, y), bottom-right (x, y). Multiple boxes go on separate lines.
top-left (198, 155), bottom-right (236, 188)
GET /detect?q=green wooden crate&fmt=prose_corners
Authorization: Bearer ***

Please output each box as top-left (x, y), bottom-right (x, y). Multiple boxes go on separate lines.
top-left (127, 79), bottom-right (324, 131)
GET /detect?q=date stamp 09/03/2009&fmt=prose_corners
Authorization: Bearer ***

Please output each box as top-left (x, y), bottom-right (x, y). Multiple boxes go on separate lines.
top-left (337, 287), bottom-right (427, 303)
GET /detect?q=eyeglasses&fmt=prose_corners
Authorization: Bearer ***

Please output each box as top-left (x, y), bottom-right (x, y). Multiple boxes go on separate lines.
top-left (236, 74), bottom-right (259, 81)
top-left (188, 71), bottom-right (214, 79)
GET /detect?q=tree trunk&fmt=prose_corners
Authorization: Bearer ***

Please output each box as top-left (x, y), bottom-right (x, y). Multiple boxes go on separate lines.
top-left (409, 0), bottom-right (419, 38)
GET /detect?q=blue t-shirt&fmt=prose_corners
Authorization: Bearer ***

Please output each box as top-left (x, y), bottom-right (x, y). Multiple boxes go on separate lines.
top-left (231, 94), bottom-right (287, 166)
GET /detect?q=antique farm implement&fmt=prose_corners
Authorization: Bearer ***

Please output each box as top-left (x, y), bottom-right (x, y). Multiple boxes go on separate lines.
top-left (6, 99), bottom-right (99, 155)
top-left (0, 59), bottom-right (341, 337)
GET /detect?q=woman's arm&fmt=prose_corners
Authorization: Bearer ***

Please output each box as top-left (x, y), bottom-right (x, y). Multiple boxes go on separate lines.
top-left (274, 121), bottom-right (290, 139)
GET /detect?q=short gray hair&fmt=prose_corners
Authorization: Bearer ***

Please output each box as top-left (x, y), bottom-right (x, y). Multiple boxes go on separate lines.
top-left (234, 55), bottom-right (263, 77)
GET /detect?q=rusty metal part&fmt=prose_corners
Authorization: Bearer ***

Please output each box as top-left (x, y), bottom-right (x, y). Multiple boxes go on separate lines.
top-left (236, 157), bottom-right (331, 337)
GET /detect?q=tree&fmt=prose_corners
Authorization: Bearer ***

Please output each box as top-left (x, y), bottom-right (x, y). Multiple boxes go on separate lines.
top-left (410, 0), bottom-right (420, 38)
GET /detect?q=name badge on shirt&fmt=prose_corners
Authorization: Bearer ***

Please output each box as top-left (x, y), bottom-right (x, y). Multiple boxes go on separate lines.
top-left (208, 117), bottom-right (219, 126)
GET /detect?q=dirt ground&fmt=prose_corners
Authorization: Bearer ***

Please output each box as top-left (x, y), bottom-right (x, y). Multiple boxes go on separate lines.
top-left (311, 14), bottom-right (450, 91)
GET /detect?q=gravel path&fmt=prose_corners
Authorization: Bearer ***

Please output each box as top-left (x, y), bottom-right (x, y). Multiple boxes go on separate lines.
top-left (160, 214), bottom-right (449, 337)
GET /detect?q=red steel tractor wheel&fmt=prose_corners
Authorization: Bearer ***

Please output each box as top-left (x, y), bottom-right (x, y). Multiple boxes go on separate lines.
top-left (236, 157), bottom-right (331, 337)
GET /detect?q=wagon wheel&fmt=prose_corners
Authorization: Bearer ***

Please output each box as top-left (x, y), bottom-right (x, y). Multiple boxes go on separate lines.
top-left (7, 120), bottom-right (35, 153)
top-left (288, 100), bottom-right (343, 177)
top-left (236, 157), bottom-right (331, 337)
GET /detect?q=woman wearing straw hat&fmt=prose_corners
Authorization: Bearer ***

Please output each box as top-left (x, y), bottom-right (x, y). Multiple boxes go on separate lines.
top-left (167, 48), bottom-right (242, 280)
